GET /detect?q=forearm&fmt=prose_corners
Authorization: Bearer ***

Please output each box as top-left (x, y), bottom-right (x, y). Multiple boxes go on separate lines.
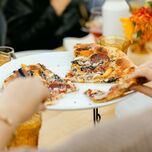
top-left (0, 102), bottom-right (19, 151)
top-left (0, 121), bottom-right (17, 151)
top-left (0, 78), bottom-right (48, 151)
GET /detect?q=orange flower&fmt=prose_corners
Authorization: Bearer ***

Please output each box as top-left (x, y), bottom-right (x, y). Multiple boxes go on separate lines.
top-left (120, 18), bottom-right (134, 40)
top-left (121, 7), bottom-right (152, 43)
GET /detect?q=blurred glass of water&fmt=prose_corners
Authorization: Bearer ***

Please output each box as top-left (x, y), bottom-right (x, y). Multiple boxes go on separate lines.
top-left (128, 0), bottom-right (145, 12)
top-left (84, 0), bottom-right (105, 12)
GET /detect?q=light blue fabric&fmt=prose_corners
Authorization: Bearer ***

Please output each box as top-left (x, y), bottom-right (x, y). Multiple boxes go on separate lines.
top-left (84, 0), bottom-right (105, 11)
top-left (83, 0), bottom-right (135, 12)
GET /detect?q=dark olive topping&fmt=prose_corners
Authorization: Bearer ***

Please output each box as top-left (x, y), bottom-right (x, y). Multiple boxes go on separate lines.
top-left (40, 71), bottom-right (46, 80)
top-left (72, 60), bottom-right (78, 64)
top-left (81, 66), bottom-right (96, 71)
top-left (54, 74), bottom-right (63, 82)
top-left (104, 77), bottom-right (118, 83)
top-left (72, 68), bottom-right (77, 72)
top-left (88, 66), bottom-right (96, 70)
top-left (18, 68), bottom-right (26, 77)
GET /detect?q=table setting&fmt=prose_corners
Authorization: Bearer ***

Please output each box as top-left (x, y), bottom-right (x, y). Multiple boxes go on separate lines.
top-left (0, 0), bottom-right (152, 149)
top-left (0, 44), bottom-right (135, 120)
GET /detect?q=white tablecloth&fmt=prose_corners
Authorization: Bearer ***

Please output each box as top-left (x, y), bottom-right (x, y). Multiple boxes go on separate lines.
top-left (15, 50), bottom-right (51, 58)
top-left (116, 93), bottom-right (152, 118)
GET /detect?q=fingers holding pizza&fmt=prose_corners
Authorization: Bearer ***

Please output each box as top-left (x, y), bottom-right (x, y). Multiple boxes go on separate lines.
top-left (131, 85), bottom-right (152, 98)
top-left (85, 62), bottom-right (151, 103)
top-left (130, 60), bottom-right (152, 81)
top-left (129, 60), bottom-right (152, 98)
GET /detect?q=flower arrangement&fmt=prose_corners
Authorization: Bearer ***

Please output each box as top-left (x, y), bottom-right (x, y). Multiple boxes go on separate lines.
top-left (121, 1), bottom-right (152, 53)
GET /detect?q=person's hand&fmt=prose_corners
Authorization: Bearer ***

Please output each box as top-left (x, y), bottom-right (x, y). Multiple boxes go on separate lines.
top-left (50, 0), bottom-right (71, 16)
top-left (131, 60), bottom-right (152, 81)
top-left (131, 85), bottom-right (152, 98)
top-left (0, 78), bottom-right (48, 127)
top-left (130, 60), bottom-right (152, 97)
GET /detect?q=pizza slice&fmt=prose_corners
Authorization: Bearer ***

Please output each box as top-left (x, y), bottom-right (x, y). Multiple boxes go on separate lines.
top-left (85, 77), bottom-right (148, 103)
top-left (66, 43), bottom-right (135, 83)
top-left (74, 43), bottom-right (108, 57)
top-left (4, 64), bottom-right (77, 104)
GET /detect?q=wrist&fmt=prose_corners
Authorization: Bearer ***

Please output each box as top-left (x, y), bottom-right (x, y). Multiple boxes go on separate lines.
top-left (0, 98), bottom-right (22, 128)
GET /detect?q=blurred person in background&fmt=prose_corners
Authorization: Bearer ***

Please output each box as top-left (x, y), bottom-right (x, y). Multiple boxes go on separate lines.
top-left (3, 0), bottom-right (89, 52)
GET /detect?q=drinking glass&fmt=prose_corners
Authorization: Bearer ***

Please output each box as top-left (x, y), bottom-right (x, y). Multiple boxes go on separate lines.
top-left (97, 36), bottom-right (131, 54)
top-left (0, 46), bottom-right (16, 66)
top-left (86, 7), bottom-right (103, 40)
top-left (127, 0), bottom-right (145, 13)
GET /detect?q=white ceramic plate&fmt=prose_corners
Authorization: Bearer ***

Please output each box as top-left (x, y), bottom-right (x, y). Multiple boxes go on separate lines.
top-left (0, 52), bottom-right (136, 111)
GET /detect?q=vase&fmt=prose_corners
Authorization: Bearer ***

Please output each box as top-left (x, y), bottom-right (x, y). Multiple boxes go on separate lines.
top-left (127, 41), bottom-right (152, 65)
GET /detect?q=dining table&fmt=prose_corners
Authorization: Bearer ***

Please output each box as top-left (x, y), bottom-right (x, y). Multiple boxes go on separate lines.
top-left (4, 37), bottom-right (152, 149)
top-left (12, 47), bottom-right (116, 149)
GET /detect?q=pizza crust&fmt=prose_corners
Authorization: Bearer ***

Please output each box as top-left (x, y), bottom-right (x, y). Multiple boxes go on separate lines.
top-left (85, 77), bottom-right (148, 103)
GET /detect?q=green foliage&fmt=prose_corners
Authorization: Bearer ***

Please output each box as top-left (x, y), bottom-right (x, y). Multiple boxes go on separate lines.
top-left (137, 30), bottom-right (142, 38)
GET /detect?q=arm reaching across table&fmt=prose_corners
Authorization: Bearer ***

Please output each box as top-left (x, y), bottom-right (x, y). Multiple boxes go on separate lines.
top-left (130, 60), bottom-right (152, 97)
top-left (0, 78), bottom-right (48, 151)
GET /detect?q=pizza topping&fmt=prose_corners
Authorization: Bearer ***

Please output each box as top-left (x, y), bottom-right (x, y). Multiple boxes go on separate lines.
top-left (40, 71), bottom-right (47, 80)
top-left (104, 77), bottom-right (118, 83)
top-left (71, 60), bottom-right (79, 65)
top-left (4, 64), bottom-right (77, 104)
top-left (28, 70), bottom-right (34, 76)
top-left (75, 44), bottom-right (109, 58)
top-left (93, 46), bottom-right (108, 55)
top-left (75, 44), bottom-right (92, 51)
top-left (53, 74), bottom-right (63, 82)
top-left (48, 82), bottom-right (66, 90)
top-left (90, 53), bottom-right (110, 64)
top-left (72, 57), bottom-right (90, 66)
top-left (66, 71), bottom-right (75, 77)
top-left (93, 92), bottom-right (108, 100)
top-left (66, 43), bottom-right (136, 83)
top-left (75, 44), bottom-right (108, 53)
top-left (79, 50), bottom-right (94, 57)
top-left (78, 78), bottom-right (85, 83)
top-left (18, 68), bottom-right (26, 77)
top-left (80, 66), bottom-right (95, 72)
top-left (96, 66), bottom-right (105, 72)
top-left (116, 58), bottom-right (130, 69)
top-left (85, 89), bottom-right (107, 100)
top-left (102, 67), bottom-right (113, 78)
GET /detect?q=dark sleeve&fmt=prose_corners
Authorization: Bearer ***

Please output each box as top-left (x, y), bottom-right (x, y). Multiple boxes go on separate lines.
top-left (55, 0), bottom-right (89, 38)
top-left (4, 0), bottom-right (61, 50)
top-left (0, 0), bottom-right (7, 10)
